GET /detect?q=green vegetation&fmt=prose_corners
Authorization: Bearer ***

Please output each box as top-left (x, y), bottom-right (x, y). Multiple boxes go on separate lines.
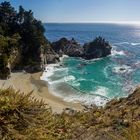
top-left (0, 1), bottom-right (48, 78)
top-left (0, 54), bottom-right (9, 79)
top-left (0, 1), bottom-right (140, 140)
top-left (0, 87), bottom-right (140, 140)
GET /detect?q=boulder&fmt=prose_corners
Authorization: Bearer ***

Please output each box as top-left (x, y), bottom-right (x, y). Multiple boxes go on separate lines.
top-left (52, 38), bottom-right (83, 57)
top-left (83, 37), bottom-right (112, 59)
top-left (46, 48), bottom-right (60, 64)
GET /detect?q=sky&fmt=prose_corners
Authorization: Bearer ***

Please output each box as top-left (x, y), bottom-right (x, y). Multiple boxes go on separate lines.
top-left (1, 0), bottom-right (140, 23)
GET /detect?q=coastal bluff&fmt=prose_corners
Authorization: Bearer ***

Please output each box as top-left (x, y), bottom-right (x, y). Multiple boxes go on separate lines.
top-left (0, 36), bottom-right (112, 79)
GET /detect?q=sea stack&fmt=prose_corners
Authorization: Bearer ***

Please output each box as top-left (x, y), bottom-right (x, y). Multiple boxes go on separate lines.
top-left (52, 36), bottom-right (112, 60)
top-left (83, 36), bottom-right (112, 60)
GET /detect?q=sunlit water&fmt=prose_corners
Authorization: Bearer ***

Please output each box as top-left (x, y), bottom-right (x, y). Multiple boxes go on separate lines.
top-left (42, 23), bottom-right (140, 106)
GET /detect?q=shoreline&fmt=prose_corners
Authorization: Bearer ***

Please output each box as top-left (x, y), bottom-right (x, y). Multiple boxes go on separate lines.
top-left (0, 72), bottom-right (84, 113)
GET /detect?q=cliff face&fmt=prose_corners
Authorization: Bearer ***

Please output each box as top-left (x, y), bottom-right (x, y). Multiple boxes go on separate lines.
top-left (6, 48), bottom-right (21, 77)
top-left (0, 35), bottom-right (21, 79)
top-left (0, 2), bottom-right (56, 79)
top-left (45, 47), bottom-right (60, 64)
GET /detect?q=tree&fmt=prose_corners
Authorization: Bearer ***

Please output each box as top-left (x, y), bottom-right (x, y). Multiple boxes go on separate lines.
top-left (0, 53), bottom-right (8, 68)
top-left (0, 1), bottom-right (48, 78)
top-left (17, 5), bottom-right (25, 24)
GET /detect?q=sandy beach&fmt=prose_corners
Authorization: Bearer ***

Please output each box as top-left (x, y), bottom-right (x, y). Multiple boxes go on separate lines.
top-left (0, 72), bottom-right (84, 113)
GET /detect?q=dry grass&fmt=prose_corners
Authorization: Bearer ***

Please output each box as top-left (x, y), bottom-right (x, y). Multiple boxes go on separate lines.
top-left (0, 87), bottom-right (140, 140)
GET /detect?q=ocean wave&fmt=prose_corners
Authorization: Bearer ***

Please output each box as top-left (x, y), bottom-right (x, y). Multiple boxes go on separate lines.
top-left (40, 63), bottom-right (68, 81)
top-left (131, 43), bottom-right (140, 46)
top-left (59, 55), bottom-right (69, 61)
top-left (84, 58), bottom-right (103, 63)
top-left (41, 54), bottom-right (69, 81)
top-left (49, 84), bottom-right (109, 106)
top-left (90, 86), bottom-right (109, 97)
top-left (113, 42), bottom-right (130, 45)
top-left (64, 94), bottom-right (108, 106)
top-left (47, 75), bottom-right (76, 85)
top-left (103, 65), bottom-right (110, 79)
top-left (65, 75), bottom-right (76, 81)
top-left (47, 78), bottom-right (63, 85)
top-left (111, 49), bottom-right (125, 56)
top-left (71, 81), bottom-right (80, 87)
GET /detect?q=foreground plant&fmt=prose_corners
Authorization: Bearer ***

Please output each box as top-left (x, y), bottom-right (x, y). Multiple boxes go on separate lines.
top-left (0, 87), bottom-right (140, 140)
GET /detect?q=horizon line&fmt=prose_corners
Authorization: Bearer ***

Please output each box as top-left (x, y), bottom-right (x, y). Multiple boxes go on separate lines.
top-left (44, 21), bottom-right (140, 25)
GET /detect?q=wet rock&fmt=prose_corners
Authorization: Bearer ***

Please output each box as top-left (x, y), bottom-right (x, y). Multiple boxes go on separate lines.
top-left (52, 38), bottom-right (84, 57)
top-left (83, 36), bottom-right (112, 60)
top-left (52, 37), bottom-right (112, 60)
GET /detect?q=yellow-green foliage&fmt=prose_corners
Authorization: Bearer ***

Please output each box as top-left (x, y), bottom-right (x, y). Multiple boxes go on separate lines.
top-left (0, 88), bottom-right (67, 140)
top-left (0, 87), bottom-right (140, 140)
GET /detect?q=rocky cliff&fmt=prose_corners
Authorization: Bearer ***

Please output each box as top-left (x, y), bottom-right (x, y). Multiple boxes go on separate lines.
top-left (0, 1), bottom-right (59, 79)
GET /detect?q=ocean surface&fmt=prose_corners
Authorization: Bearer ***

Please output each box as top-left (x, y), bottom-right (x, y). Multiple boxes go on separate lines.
top-left (42, 23), bottom-right (140, 106)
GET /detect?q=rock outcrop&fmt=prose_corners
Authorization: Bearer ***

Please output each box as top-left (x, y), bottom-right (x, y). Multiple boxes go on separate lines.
top-left (45, 47), bottom-right (60, 64)
top-left (83, 37), bottom-right (112, 59)
top-left (18, 44), bottom-right (60, 73)
top-left (52, 37), bottom-right (112, 60)
top-left (52, 38), bottom-right (84, 57)
top-left (0, 48), bottom-right (20, 79)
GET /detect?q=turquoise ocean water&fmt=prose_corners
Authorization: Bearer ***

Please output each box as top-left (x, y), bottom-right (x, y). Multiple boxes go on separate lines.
top-left (42, 23), bottom-right (140, 106)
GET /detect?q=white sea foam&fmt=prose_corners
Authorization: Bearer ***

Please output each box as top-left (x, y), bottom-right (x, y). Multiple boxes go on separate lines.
top-left (91, 86), bottom-right (109, 97)
top-left (64, 95), bottom-right (108, 106)
top-left (47, 78), bottom-right (63, 85)
top-left (131, 43), bottom-right (140, 46)
top-left (40, 58), bottom-right (68, 82)
top-left (40, 54), bottom-right (122, 107)
top-left (72, 81), bottom-right (80, 87)
top-left (59, 55), bottom-right (69, 61)
top-left (64, 92), bottom-right (108, 106)
top-left (112, 65), bottom-right (133, 74)
top-left (49, 85), bottom-right (109, 106)
top-left (85, 57), bottom-right (103, 63)
top-left (41, 54), bottom-right (69, 78)
top-left (64, 75), bottom-right (76, 82)
top-left (113, 42), bottom-right (130, 45)
top-left (40, 63), bottom-right (60, 80)
top-left (47, 75), bottom-right (76, 85)
top-left (111, 49), bottom-right (125, 56)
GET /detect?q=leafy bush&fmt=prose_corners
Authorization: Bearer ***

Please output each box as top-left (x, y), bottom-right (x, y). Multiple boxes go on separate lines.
top-left (0, 1), bottom-right (48, 78)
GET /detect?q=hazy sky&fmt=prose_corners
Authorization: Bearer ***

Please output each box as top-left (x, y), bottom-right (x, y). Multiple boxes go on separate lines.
top-left (1, 0), bottom-right (140, 23)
